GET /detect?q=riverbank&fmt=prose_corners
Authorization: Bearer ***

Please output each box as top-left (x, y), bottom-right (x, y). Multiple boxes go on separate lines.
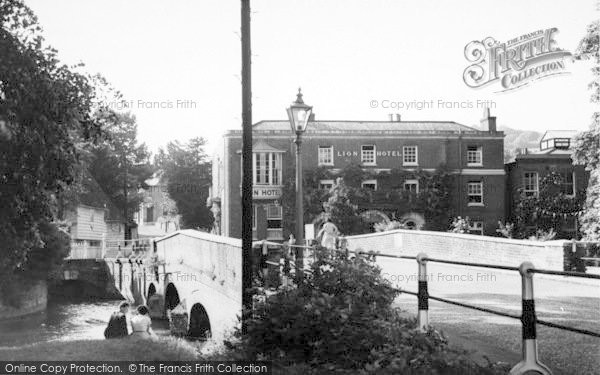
top-left (0, 336), bottom-right (202, 361)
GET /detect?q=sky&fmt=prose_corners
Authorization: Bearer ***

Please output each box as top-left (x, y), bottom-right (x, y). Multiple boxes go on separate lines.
top-left (25, 0), bottom-right (598, 154)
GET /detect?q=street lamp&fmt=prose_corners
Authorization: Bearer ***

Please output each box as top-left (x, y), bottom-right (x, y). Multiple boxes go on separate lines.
top-left (286, 88), bottom-right (312, 281)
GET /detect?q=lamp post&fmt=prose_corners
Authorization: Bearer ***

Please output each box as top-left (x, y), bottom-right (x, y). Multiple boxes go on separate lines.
top-left (286, 88), bottom-right (312, 282)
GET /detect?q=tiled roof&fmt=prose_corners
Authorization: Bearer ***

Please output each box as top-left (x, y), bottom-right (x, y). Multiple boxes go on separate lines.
top-left (251, 120), bottom-right (483, 133)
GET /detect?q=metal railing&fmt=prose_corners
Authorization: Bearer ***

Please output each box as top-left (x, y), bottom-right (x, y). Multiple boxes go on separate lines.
top-left (340, 246), bottom-right (599, 375)
top-left (252, 238), bottom-right (599, 375)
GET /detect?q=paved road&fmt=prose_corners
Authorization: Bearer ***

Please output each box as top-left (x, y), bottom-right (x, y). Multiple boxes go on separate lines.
top-left (373, 257), bottom-right (600, 375)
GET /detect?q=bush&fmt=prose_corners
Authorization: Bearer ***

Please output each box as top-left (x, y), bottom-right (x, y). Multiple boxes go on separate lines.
top-left (234, 250), bottom-right (508, 374)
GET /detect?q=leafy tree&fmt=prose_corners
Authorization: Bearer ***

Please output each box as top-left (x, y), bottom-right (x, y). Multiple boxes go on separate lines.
top-left (84, 110), bottom-right (153, 229)
top-left (573, 20), bottom-right (600, 241)
top-left (155, 137), bottom-right (213, 230)
top-left (0, 1), bottom-right (103, 287)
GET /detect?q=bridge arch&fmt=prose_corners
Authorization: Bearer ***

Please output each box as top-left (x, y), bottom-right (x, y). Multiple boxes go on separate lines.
top-left (147, 283), bottom-right (156, 299)
top-left (188, 303), bottom-right (211, 339)
top-left (165, 282), bottom-right (181, 311)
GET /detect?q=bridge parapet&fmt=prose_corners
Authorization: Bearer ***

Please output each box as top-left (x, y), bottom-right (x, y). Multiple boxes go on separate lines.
top-left (343, 229), bottom-right (566, 271)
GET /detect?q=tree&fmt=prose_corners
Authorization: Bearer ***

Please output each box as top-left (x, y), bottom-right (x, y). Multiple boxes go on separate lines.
top-left (155, 137), bottom-right (213, 230)
top-left (573, 20), bottom-right (600, 241)
top-left (0, 1), bottom-right (103, 288)
top-left (85, 110), bottom-right (153, 230)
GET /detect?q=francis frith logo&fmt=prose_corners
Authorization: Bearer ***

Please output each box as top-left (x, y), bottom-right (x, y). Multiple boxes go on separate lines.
top-left (463, 28), bottom-right (572, 92)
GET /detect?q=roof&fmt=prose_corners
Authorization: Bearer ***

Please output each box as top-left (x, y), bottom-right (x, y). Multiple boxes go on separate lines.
top-left (250, 120), bottom-right (483, 133)
top-left (253, 139), bottom-right (286, 152)
top-left (541, 130), bottom-right (578, 141)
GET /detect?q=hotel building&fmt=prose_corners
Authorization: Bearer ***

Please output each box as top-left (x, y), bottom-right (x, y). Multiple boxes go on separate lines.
top-left (208, 110), bottom-right (506, 239)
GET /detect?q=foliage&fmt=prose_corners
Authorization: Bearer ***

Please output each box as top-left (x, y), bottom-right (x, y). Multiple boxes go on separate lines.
top-left (511, 171), bottom-right (584, 239)
top-left (280, 163), bottom-right (454, 236)
top-left (322, 178), bottom-right (370, 235)
top-left (233, 251), bottom-right (507, 374)
top-left (449, 217), bottom-right (470, 234)
top-left (374, 220), bottom-right (405, 232)
top-left (154, 137), bottom-right (213, 230)
top-left (76, 109), bottom-right (153, 225)
top-left (528, 228), bottom-right (557, 242)
top-left (0, 1), bottom-right (104, 285)
top-left (573, 20), bottom-right (600, 241)
top-left (496, 221), bottom-right (515, 238)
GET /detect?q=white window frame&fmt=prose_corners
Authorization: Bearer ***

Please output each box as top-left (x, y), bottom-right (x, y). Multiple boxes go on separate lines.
top-left (523, 172), bottom-right (539, 197)
top-left (252, 152), bottom-right (282, 186)
top-left (466, 146), bottom-right (483, 166)
top-left (403, 146), bottom-right (418, 166)
top-left (403, 179), bottom-right (419, 194)
top-left (468, 221), bottom-right (484, 235)
top-left (266, 204), bottom-right (283, 240)
top-left (560, 171), bottom-right (575, 197)
top-left (361, 145), bottom-right (376, 165)
top-left (361, 179), bottom-right (378, 191)
top-left (319, 179), bottom-right (334, 190)
top-left (467, 181), bottom-right (484, 206)
top-left (318, 146), bottom-right (334, 166)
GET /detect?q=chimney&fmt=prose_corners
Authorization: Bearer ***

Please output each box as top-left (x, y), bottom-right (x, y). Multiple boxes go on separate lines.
top-left (388, 113), bottom-right (401, 122)
top-left (480, 108), bottom-right (496, 133)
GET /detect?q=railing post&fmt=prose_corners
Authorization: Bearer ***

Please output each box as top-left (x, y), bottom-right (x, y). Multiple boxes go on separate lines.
top-left (510, 262), bottom-right (552, 375)
top-left (416, 252), bottom-right (429, 333)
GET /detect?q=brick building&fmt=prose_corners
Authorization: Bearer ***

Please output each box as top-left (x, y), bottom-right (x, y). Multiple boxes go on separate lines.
top-left (209, 110), bottom-right (506, 239)
top-left (505, 130), bottom-right (589, 238)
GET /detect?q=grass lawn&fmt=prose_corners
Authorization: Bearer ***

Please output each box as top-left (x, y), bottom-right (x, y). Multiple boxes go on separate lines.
top-left (0, 336), bottom-right (203, 361)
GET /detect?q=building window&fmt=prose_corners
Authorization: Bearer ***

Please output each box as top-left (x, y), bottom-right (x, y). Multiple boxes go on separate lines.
top-left (319, 179), bottom-right (334, 190)
top-left (253, 152), bottom-right (282, 185)
top-left (362, 179), bottom-right (377, 190)
top-left (145, 206), bottom-right (154, 222)
top-left (403, 146), bottom-right (418, 166)
top-left (318, 146), bottom-right (334, 166)
top-left (560, 171), bottom-right (574, 196)
top-left (466, 146), bottom-right (483, 166)
top-left (523, 172), bottom-right (539, 197)
top-left (554, 138), bottom-right (570, 149)
top-left (467, 181), bottom-right (483, 205)
top-left (252, 205), bottom-right (257, 230)
top-left (404, 179), bottom-right (419, 194)
top-left (468, 221), bottom-right (484, 235)
top-left (266, 204), bottom-right (283, 240)
top-left (361, 145), bottom-right (376, 165)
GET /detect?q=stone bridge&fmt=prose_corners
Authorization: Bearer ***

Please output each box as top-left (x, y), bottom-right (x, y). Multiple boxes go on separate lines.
top-left (60, 230), bottom-right (242, 341)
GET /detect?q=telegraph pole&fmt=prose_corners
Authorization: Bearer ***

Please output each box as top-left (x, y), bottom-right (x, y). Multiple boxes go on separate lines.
top-left (240, 0), bottom-right (253, 334)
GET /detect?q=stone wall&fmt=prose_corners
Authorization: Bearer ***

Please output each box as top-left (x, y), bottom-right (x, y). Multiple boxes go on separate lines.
top-left (344, 229), bottom-right (565, 270)
top-left (0, 279), bottom-right (47, 320)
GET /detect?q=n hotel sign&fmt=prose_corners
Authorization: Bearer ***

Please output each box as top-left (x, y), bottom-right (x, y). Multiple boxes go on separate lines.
top-left (252, 186), bottom-right (282, 200)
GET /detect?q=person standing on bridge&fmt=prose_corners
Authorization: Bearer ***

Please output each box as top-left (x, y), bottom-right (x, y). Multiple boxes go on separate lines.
top-left (317, 218), bottom-right (339, 250)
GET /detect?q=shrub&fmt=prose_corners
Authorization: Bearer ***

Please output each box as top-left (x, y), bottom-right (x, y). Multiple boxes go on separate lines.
top-left (235, 250), bottom-right (508, 374)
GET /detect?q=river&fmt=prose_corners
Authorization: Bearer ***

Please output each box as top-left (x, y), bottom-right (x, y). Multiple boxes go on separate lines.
top-left (0, 300), bottom-right (169, 348)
